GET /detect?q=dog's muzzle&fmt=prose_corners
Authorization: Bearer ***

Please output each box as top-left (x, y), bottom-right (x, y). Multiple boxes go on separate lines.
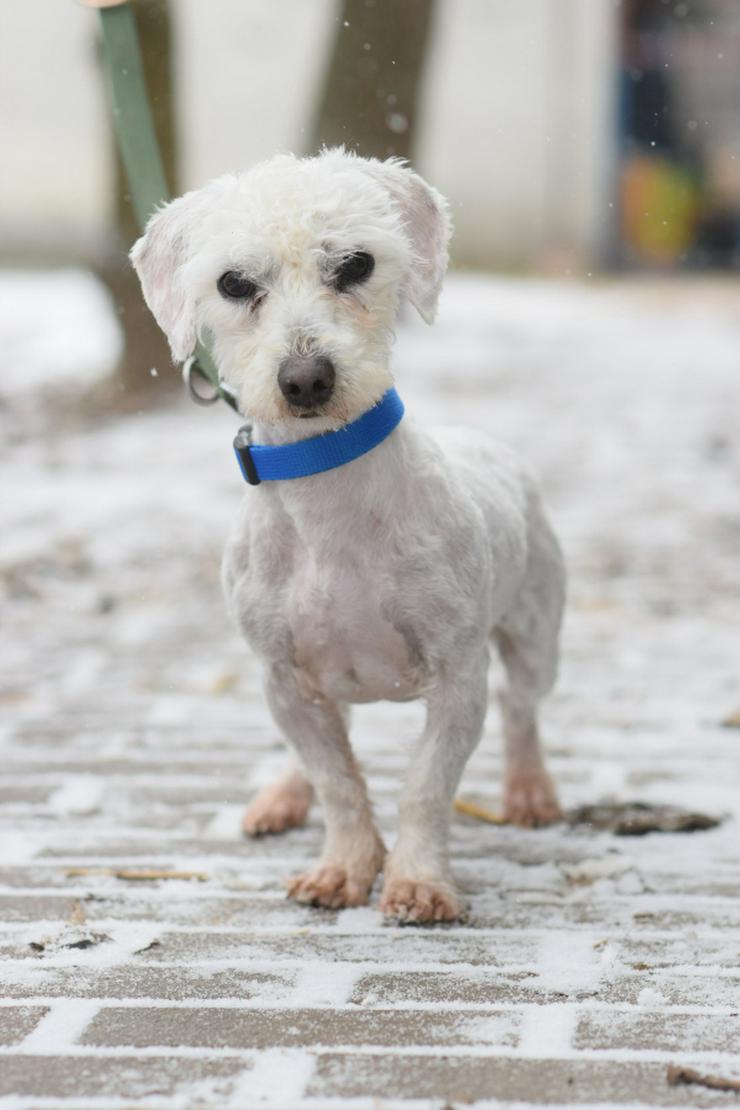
top-left (278, 354), bottom-right (335, 410)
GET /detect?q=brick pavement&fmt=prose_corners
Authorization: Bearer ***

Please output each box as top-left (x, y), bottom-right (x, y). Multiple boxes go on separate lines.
top-left (2, 277), bottom-right (739, 1107)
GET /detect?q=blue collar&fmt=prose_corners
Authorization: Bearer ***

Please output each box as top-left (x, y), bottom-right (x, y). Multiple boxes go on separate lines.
top-left (233, 387), bottom-right (404, 485)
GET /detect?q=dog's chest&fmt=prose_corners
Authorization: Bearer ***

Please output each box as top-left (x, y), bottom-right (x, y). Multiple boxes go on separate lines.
top-left (288, 554), bottom-right (419, 703)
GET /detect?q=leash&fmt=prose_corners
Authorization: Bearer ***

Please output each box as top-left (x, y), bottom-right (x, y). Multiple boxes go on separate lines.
top-left (86, 0), bottom-right (238, 412)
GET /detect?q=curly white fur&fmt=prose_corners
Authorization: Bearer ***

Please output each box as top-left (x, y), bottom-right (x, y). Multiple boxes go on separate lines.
top-left (131, 148), bottom-right (565, 924)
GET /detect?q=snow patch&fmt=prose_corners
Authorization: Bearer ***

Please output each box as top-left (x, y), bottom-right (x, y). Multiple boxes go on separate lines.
top-left (530, 930), bottom-right (603, 998)
top-left (290, 961), bottom-right (362, 1007)
top-left (637, 986), bottom-right (669, 1007)
top-left (18, 999), bottom-right (99, 1051)
top-left (48, 775), bottom-right (102, 817)
top-left (335, 905), bottom-right (384, 932)
top-left (562, 855), bottom-right (636, 885)
top-left (204, 805), bottom-right (244, 840)
top-left (0, 268), bottom-right (121, 400)
top-left (517, 1002), bottom-right (578, 1057)
top-left (22, 920), bottom-right (162, 968)
top-left (232, 1048), bottom-right (315, 1106)
top-left (0, 832), bottom-right (40, 865)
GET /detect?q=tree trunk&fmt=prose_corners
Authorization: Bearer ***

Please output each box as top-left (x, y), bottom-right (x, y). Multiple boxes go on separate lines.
top-left (310, 0), bottom-right (436, 162)
top-left (96, 0), bottom-right (178, 407)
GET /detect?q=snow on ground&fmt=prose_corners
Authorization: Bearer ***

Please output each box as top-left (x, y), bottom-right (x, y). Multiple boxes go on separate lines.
top-left (0, 269), bottom-right (121, 402)
top-left (1, 270), bottom-right (739, 1108)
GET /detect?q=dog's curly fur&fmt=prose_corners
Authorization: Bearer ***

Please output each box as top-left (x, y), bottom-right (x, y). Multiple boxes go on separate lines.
top-left (131, 148), bottom-right (565, 924)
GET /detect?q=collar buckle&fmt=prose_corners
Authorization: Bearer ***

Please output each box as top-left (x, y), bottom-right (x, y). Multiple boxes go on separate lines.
top-left (233, 423), bottom-right (261, 485)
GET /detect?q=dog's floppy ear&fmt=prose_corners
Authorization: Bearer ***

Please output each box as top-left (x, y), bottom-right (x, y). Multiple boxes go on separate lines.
top-left (363, 158), bottom-right (451, 323)
top-left (129, 192), bottom-right (201, 363)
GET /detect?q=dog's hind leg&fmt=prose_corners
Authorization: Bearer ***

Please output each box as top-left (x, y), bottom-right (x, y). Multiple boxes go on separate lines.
top-left (494, 522), bottom-right (565, 828)
top-left (496, 629), bottom-right (562, 827)
top-left (243, 767), bottom-right (314, 837)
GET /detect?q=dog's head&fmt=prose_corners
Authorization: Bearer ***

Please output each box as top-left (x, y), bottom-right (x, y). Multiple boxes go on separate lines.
top-left (130, 148), bottom-right (451, 431)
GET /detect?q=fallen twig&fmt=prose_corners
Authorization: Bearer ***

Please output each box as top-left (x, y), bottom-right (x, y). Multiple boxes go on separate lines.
top-left (454, 798), bottom-right (507, 824)
top-left (667, 1064), bottom-right (740, 1093)
top-left (66, 867), bottom-right (208, 883)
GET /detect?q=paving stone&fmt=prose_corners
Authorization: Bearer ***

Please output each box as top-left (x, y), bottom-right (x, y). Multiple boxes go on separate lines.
top-left (83, 1006), bottom-right (520, 1050)
top-left (135, 783), bottom-right (264, 805)
top-left (595, 972), bottom-right (740, 1009)
top-left (0, 894), bottom-right (87, 923)
top-left (466, 899), bottom-right (740, 932)
top-left (352, 971), bottom-right (569, 1006)
top-left (36, 835), bottom-right (323, 860)
top-left (0, 1006), bottom-right (48, 1044)
top-left (131, 929), bottom-right (542, 967)
top-left (354, 968), bottom-right (740, 1010)
top-left (0, 864), bottom-right (289, 892)
top-left (308, 1054), bottom-right (726, 1105)
top-left (575, 1010), bottom-right (740, 1053)
top-left (1, 965), bottom-right (296, 1001)
top-left (0, 1054), bottom-right (252, 1100)
top-left (0, 893), bottom-right (336, 927)
top-left (0, 785), bottom-right (53, 804)
top-left (3, 760), bottom-right (257, 778)
top-left (610, 934), bottom-right (740, 969)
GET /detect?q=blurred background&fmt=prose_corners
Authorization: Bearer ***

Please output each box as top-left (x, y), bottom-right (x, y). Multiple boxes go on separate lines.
top-left (1, 0), bottom-right (738, 402)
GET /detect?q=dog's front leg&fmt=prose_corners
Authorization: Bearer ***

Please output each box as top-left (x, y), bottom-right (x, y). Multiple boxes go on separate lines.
top-left (264, 664), bottom-right (385, 909)
top-left (381, 653), bottom-right (488, 924)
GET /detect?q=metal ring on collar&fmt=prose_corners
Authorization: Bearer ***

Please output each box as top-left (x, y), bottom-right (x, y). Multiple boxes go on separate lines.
top-left (183, 357), bottom-right (221, 406)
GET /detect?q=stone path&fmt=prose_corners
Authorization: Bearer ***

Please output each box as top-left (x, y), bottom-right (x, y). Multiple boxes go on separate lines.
top-left (1, 276), bottom-right (739, 1107)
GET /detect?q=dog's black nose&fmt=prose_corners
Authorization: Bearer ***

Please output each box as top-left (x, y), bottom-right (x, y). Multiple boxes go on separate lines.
top-left (278, 355), bottom-right (335, 409)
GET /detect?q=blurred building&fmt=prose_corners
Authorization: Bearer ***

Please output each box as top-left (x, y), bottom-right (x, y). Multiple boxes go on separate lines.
top-left (1, 0), bottom-right (738, 271)
top-left (617, 0), bottom-right (740, 269)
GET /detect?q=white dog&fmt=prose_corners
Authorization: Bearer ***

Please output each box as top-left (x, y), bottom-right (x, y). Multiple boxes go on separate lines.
top-left (131, 148), bottom-right (565, 924)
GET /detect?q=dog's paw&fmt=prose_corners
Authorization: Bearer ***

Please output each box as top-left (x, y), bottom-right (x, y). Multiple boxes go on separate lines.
top-left (380, 877), bottom-right (463, 925)
top-left (504, 769), bottom-right (562, 828)
top-left (243, 773), bottom-right (313, 837)
top-left (287, 863), bottom-right (377, 909)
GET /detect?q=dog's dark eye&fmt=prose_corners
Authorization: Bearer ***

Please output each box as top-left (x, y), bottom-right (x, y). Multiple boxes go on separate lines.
top-left (335, 251), bottom-right (375, 291)
top-left (218, 271), bottom-right (258, 301)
